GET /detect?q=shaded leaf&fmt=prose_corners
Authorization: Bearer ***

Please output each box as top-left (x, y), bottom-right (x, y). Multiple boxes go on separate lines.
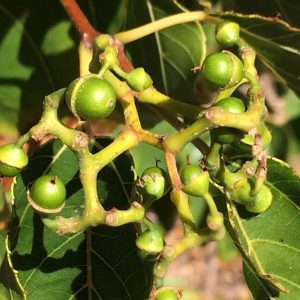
top-left (0, 1), bottom-right (79, 135)
top-left (213, 158), bottom-right (300, 299)
top-left (124, 0), bottom-right (206, 103)
top-left (231, 0), bottom-right (300, 27)
top-left (5, 139), bottom-right (152, 299)
top-left (219, 13), bottom-right (300, 98)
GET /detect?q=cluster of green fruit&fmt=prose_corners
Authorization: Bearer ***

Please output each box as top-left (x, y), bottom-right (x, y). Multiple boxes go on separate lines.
top-left (0, 67), bottom-right (153, 213)
top-left (201, 21), bottom-right (272, 214)
top-left (0, 20), bottom-right (274, 299)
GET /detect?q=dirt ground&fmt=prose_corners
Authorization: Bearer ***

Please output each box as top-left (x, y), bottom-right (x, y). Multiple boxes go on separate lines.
top-left (164, 219), bottom-right (252, 300)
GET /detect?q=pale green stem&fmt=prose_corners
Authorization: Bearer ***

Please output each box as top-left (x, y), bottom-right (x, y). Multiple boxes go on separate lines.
top-left (202, 192), bottom-right (219, 218)
top-left (138, 86), bottom-right (204, 118)
top-left (79, 153), bottom-right (105, 219)
top-left (115, 11), bottom-right (208, 44)
top-left (164, 117), bottom-right (212, 154)
top-left (93, 127), bottom-right (139, 172)
top-left (170, 190), bottom-right (196, 227)
top-left (104, 202), bottom-right (145, 227)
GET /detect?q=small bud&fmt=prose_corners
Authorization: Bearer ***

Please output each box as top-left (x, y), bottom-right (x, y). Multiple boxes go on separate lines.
top-left (215, 21), bottom-right (240, 46)
top-left (126, 67), bottom-right (153, 91)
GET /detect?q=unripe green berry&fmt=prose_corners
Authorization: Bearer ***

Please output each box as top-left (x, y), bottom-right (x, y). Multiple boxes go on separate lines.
top-left (232, 178), bottom-right (252, 204)
top-left (214, 97), bottom-right (246, 113)
top-left (28, 175), bottom-right (66, 214)
top-left (215, 22), bottom-right (240, 46)
top-left (0, 144), bottom-right (28, 177)
top-left (136, 229), bottom-right (164, 254)
top-left (180, 164), bottom-right (210, 197)
top-left (202, 51), bottom-right (244, 89)
top-left (126, 67), bottom-right (153, 91)
top-left (154, 287), bottom-right (180, 300)
top-left (245, 184), bottom-right (272, 213)
top-left (137, 167), bottom-right (169, 202)
top-left (66, 74), bottom-right (116, 120)
top-left (211, 97), bottom-right (246, 144)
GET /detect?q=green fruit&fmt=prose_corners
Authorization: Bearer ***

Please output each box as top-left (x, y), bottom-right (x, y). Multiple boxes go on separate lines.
top-left (137, 167), bottom-right (169, 202)
top-left (136, 229), bottom-right (164, 254)
top-left (232, 178), bottom-right (252, 204)
top-left (202, 51), bottom-right (244, 88)
top-left (0, 144), bottom-right (28, 177)
top-left (126, 67), bottom-right (153, 91)
top-left (154, 287), bottom-right (180, 300)
top-left (180, 164), bottom-right (210, 197)
top-left (215, 22), bottom-right (240, 46)
top-left (29, 175), bottom-right (66, 213)
top-left (211, 97), bottom-right (246, 144)
top-left (214, 97), bottom-right (246, 113)
top-left (245, 184), bottom-right (273, 213)
top-left (66, 74), bottom-right (116, 120)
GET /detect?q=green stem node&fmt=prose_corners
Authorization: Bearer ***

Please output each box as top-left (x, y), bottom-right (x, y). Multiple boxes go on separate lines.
top-left (104, 202), bottom-right (145, 226)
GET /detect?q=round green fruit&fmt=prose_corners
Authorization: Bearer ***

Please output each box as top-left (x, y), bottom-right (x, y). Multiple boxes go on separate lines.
top-left (180, 164), bottom-right (210, 197)
top-left (66, 74), bottom-right (116, 120)
top-left (202, 51), bottom-right (244, 89)
top-left (232, 178), bottom-right (252, 204)
top-left (136, 229), bottom-right (164, 254)
top-left (28, 175), bottom-right (66, 213)
top-left (154, 287), bottom-right (180, 300)
top-left (215, 21), bottom-right (240, 46)
top-left (245, 184), bottom-right (273, 213)
top-left (137, 167), bottom-right (169, 202)
top-left (0, 144), bottom-right (28, 177)
top-left (126, 67), bottom-right (153, 91)
top-left (214, 96), bottom-right (246, 113)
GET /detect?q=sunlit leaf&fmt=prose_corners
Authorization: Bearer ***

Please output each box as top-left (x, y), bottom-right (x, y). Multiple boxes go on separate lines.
top-left (213, 158), bottom-right (300, 299)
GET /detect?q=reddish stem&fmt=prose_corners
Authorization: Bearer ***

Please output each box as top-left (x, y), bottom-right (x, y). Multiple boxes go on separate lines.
top-left (165, 150), bottom-right (181, 190)
top-left (60, 0), bottom-right (99, 49)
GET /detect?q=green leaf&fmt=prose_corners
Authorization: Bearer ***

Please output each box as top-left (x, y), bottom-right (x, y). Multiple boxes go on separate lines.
top-left (0, 1), bottom-right (79, 136)
top-left (213, 158), bottom-right (300, 299)
top-left (219, 13), bottom-right (300, 97)
top-left (5, 139), bottom-right (152, 299)
top-left (232, 0), bottom-right (300, 27)
top-left (124, 0), bottom-right (206, 103)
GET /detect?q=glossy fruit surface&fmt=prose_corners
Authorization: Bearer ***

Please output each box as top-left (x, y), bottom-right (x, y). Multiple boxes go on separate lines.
top-left (138, 166), bottom-right (169, 202)
top-left (245, 184), bottom-right (273, 213)
top-left (126, 67), bottom-right (153, 91)
top-left (202, 51), bottom-right (243, 88)
top-left (180, 164), bottom-right (210, 197)
top-left (215, 22), bottom-right (240, 46)
top-left (136, 229), bottom-right (164, 254)
top-left (154, 287), bottom-right (179, 300)
top-left (214, 97), bottom-right (246, 113)
top-left (0, 144), bottom-right (28, 177)
top-left (29, 175), bottom-right (66, 213)
top-left (66, 74), bottom-right (116, 120)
